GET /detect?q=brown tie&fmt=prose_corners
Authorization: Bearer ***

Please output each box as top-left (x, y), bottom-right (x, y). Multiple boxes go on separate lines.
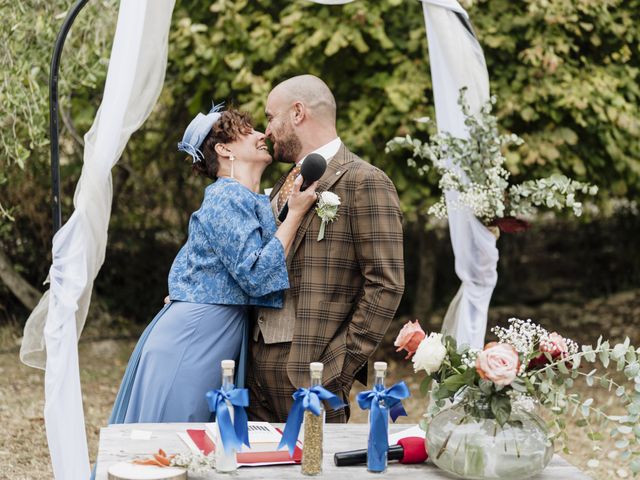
top-left (276, 164), bottom-right (302, 212)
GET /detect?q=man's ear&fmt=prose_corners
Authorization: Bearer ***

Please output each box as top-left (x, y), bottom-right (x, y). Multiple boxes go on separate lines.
top-left (291, 101), bottom-right (306, 126)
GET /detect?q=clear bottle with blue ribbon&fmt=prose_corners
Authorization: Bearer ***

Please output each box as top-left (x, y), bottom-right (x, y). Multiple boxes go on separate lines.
top-left (368, 361), bottom-right (389, 473)
top-left (301, 362), bottom-right (325, 476)
top-left (214, 359), bottom-right (238, 473)
top-left (278, 363), bottom-right (345, 475)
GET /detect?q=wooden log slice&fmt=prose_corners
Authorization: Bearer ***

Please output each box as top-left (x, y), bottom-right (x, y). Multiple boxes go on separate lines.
top-left (107, 462), bottom-right (187, 480)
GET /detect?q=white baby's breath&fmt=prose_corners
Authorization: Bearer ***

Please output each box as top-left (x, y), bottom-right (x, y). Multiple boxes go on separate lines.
top-left (171, 452), bottom-right (216, 475)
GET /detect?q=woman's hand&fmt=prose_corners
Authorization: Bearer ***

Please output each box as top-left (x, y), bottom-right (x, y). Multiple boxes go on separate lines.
top-left (287, 176), bottom-right (319, 220)
top-left (274, 176), bottom-right (319, 256)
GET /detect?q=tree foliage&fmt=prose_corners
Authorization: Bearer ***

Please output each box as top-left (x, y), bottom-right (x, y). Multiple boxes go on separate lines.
top-left (0, 0), bottom-right (638, 321)
top-left (0, 0), bottom-right (116, 218)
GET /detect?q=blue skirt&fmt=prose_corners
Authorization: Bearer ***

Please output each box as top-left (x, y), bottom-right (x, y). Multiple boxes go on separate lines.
top-left (109, 301), bottom-right (249, 424)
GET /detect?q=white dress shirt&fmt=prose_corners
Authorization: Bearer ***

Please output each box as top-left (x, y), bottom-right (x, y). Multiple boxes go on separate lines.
top-left (298, 137), bottom-right (342, 165)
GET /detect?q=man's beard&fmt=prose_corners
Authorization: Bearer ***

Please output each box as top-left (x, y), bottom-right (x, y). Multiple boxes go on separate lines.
top-left (274, 128), bottom-right (302, 164)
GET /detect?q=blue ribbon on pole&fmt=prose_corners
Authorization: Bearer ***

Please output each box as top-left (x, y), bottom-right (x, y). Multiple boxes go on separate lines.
top-left (357, 381), bottom-right (410, 471)
top-left (206, 386), bottom-right (251, 454)
top-left (278, 386), bottom-right (345, 456)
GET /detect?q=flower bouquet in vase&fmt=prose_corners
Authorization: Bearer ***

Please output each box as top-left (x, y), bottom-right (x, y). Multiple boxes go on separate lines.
top-left (395, 319), bottom-right (640, 479)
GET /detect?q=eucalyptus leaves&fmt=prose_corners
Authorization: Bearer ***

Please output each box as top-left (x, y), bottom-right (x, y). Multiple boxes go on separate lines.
top-left (385, 89), bottom-right (598, 229)
top-left (532, 335), bottom-right (640, 474)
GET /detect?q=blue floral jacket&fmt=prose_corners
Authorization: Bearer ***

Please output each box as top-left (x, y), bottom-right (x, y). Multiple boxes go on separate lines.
top-left (168, 177), bottom-right (289, 307)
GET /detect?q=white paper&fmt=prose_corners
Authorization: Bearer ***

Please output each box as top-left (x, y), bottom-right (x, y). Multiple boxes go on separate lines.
top-left (388, 425), bottom-right (426, 445)
top-left (130, 429), bottom-right (153, 440)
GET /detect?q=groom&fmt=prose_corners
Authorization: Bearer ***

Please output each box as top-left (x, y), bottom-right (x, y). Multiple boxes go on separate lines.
top-left (247, 75), bottom-right (405, 423)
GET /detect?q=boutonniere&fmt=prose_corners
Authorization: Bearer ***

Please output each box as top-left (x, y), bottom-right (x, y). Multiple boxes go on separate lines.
top-left (315, 191), bottom-right (341, 241)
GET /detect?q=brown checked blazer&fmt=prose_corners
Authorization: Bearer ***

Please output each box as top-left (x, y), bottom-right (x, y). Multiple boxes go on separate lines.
top-left (268, 144), bottom-right (405, 398)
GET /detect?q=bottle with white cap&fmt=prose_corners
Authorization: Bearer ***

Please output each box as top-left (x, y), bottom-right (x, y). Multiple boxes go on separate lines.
top-left (367, 361), bottom-right (389, 473)
top-left (301, 362), bottom-right (325, 475)
top-left (215, 359), bottom-right (238, 473)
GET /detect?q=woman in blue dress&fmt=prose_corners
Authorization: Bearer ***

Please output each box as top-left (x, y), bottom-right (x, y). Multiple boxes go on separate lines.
top-left (109, 106), bottom-right (317, 423)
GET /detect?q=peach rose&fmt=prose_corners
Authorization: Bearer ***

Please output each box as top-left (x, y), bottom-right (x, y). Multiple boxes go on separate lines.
top-left (476, 342), bottom-right (520, 386)
top-left (394, 320), bottom-right (426, 359)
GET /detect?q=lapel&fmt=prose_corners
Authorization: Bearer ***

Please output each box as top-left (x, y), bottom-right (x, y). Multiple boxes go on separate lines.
top-left (289, 144), bottom-right (354, 257)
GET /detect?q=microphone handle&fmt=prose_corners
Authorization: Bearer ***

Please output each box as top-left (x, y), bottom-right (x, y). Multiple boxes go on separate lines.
top-left (334, 445), bottom-right (404, 467)
top-left (278, 203), bottom-right (289, 222)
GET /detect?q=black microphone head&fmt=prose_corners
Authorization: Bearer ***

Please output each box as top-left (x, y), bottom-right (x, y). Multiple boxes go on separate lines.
top-left (300, 153), bottom-right (327, 187)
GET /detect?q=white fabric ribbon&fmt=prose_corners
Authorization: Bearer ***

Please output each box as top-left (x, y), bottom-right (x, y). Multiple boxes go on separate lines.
top-left (419, 0), bottom-right (499, 349)
top-left (20, 1), bottom-right (176, 478)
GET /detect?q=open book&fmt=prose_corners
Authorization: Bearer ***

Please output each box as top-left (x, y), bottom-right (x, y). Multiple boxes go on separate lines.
top-left (178, 421), bottom-right (302, 467)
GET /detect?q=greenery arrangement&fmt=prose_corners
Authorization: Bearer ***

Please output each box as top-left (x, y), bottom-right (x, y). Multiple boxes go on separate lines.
top-left (386, 89), bottom-right (599, 230)
top-left (395, 318), bottom-right (640, 473)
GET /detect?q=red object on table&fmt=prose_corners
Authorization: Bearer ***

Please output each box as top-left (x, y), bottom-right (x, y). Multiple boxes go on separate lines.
top-left (397, 436), bottom-right (428, 464)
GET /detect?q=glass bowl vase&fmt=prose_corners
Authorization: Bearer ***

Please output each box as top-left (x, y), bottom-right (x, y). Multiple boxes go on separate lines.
top-left (426, 401), bottom-right (553, 479)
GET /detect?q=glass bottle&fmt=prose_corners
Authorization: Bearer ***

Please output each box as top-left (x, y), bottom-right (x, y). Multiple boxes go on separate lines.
top-left (301, 362), bottom-right (325, 476)
top-left (215, 359), bottom-right (238, 473)
top-left (367, 361), bottom-right (389, 473)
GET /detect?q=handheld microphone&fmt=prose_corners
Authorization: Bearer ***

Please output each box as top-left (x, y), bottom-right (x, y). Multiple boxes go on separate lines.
top-left (278, 153), bottom-right (327, 222)
top-left (333, 436), bottom-right (428, 467)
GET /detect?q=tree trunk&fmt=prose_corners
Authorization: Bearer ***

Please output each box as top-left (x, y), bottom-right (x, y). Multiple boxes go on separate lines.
top-left (0, 250), bottom-right (42, 310)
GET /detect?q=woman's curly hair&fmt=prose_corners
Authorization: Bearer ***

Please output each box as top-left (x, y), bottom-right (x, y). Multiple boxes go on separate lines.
top-left (193, 110), bottom-right (254, 179)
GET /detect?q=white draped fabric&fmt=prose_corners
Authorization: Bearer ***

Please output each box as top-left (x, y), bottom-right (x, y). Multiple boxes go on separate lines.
top-left (420, 0), bottom-right (499, 348)
top-left (20, 0), bottom-right (175, 478)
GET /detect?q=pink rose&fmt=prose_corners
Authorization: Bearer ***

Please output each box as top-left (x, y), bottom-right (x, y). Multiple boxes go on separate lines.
top-left (394, 320), bottom-right (426, 359)
top-left (529, 332), bottom-right (569, 369)
top-left (541, 332), bottom-right (568, 357)
top-left (476, 342), bottom-right (520, 386)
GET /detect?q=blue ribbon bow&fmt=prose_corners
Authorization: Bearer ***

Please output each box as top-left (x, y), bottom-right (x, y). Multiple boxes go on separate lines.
top-left (357, 381), bottom-right (410, 471)
top-left (206, 385), bottom-right (250, 454)
top-left (278, 386), bottom-right (345, 456)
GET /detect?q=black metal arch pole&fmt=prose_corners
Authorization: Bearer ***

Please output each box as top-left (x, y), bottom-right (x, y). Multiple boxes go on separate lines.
top-left (49, 0), bottom-right (91, 235)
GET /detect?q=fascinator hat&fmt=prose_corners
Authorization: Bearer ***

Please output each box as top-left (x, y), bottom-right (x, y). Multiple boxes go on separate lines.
top-left (177, 102), bottom-right (225, 163)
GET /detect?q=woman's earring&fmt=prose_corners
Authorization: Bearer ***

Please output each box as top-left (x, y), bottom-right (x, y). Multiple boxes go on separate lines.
top-left (229, 155), bottom-right (235, 179)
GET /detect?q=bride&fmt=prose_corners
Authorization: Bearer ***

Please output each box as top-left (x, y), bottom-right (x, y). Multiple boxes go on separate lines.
top-left (110, 105), bottom-right (317, 423)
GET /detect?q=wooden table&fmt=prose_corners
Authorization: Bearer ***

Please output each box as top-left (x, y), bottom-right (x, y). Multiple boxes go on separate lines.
top-left (95, 423), bottom-right (591, 479)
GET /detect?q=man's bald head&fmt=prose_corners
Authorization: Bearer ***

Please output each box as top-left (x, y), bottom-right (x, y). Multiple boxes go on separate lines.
top-left (265, 75), bottom-right (339, 163)
top-left (270, 75), bottom-right (337, 124)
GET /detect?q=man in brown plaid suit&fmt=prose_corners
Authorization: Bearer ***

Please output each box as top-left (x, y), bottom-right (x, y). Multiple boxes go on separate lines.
top-left (247, 75), bottom-right (404, 423)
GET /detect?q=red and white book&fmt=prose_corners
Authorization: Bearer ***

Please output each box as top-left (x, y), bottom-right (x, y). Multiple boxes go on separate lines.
top-left (177, 421), bottom-right (302, 467)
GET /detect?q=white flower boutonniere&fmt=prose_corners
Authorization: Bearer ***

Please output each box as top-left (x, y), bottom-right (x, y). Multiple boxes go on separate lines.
top-left (315, 191), bottom-right (341, 241)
